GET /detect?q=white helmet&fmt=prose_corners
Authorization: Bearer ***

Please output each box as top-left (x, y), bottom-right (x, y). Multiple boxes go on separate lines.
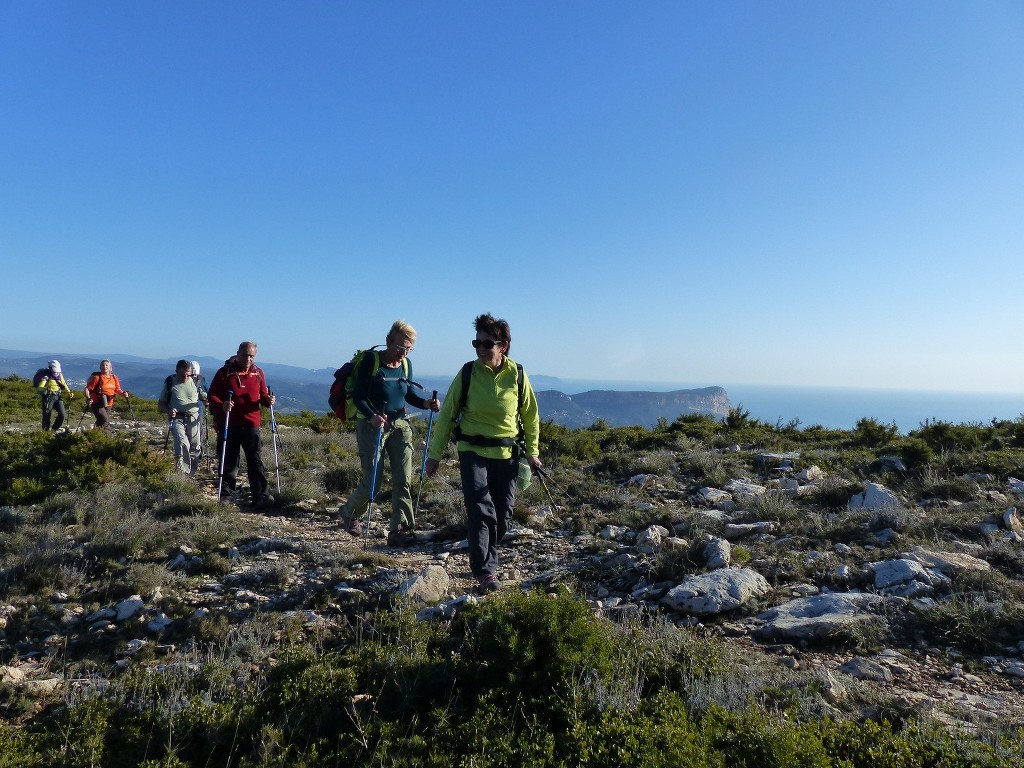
top-left (190, 361), bottom-right (201, 376)
top-left (48, 360), bottom-right (61, 374)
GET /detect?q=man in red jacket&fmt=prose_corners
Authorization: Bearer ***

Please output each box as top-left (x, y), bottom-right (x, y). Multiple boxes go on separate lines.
top-left (207, 341), bottom-right (277, 507)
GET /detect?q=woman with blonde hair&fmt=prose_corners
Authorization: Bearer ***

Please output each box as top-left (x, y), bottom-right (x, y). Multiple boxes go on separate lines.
top-left (340, 320), bottom-right (440, 546)
top-left (84, 359), bottom-right (126, 431)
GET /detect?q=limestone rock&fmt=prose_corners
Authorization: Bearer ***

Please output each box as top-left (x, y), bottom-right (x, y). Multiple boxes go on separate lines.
top-left (755, 592), bottom-right (889, 641)
top-left (663, 536), bottom-right (689, 552)
top-left (399, 565), bottom-right (450, 604)
top-left (702, 535), bottom-right (731, 569)
top-left (722, 522), bottom-right (775, 540)
top-left (636, 525), bottom-right (669, 554)
top-left (795, 465), bottom-right (824, 483)
top-left (1003, 507), bottom-right (1023, 535)
top-left (417, 594), bottom-right (478, 621)
top-left (777, 478), bottom-right (800, 497)
top-left (699, 488), bottom-right (732, 504)
top-left (841, 656), bottom-right (892, 682)
top-left (115, 595), bottom-right (145, 622)
top-left (849, 482), bottom-right (900, 510)
top-left (906, 547), bottom-right (991, 577)
top-left (661, 567), bottom-right (770, 616)
top-left (724, 479), bottom-right (767, 497)
top-left (598, 525), bottom-right (628, 541)
top-left (869, 558), bottom-right (950, 597)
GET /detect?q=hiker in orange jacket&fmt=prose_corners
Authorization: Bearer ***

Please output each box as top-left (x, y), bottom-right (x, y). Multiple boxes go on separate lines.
top-left (84, 359), bottom-right (126, 431)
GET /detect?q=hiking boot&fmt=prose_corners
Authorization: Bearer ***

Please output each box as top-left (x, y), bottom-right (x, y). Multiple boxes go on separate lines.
top-left (477, 573), bottom-right (500, 593)
top-left (340, 515), bottom-right (362, 536)
top-left (254, 493), bottom-right (275, 508)
top-left (386, 527), bottom-right (417, 548)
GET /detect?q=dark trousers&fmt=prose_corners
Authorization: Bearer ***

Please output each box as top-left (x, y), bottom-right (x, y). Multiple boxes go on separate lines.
top-left (459, 451), bottom-right (517, 578)
top-left (41, 393), bottom-right (66, 431)
top-left (91, 403), bottom-right (111, 430)
top-left (218, 425), bottom-right (268, 501)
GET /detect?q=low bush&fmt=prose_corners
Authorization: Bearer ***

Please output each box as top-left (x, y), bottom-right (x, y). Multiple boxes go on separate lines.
top-left (905, 594), bottom-right (1024, 654)
top-left (0, 429), bottom-right (171, 506)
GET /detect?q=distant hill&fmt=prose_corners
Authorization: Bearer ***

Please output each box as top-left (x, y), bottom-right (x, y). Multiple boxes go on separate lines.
top-left (0, 350), bottom-right (731, 427)
top-left (537, 387), bottom-right (731, 427)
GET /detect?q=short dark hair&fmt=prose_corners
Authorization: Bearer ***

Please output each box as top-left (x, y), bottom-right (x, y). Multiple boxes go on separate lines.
top-left (474, 313), bottom-right (511, 350)
top-left (176, 359), bottom-right (190, 371)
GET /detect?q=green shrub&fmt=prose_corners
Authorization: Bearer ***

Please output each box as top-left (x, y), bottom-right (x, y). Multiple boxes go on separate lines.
top-left (914, 420), bottom-right (992, 452)
top-left (541, 419), bottom-right (601, 460)
top-left (0, 523), bottom-right (73, 595)
top-left (676, 447), bottom-right (732, 487)
top-left (974, 447), bottom-right (1024, 478)
top-left (267, 649), bottom-right (359, 746)
top-left (905, 594), bottom-right (1024, 655)
top-left (600, 425), bottom-right (654, 451)
top-left (890, 436), bottom-right (934, 468)
top-left (666, 413), bottom-right (723, 442)
top-left (471, 589), bottom-right (620, 713)
top-left (916, 467), bottom-right (976, 502)
top-left (559, 691), bottom-right (719, 768)
top-left (0, 430), bottom-right (171, 506)
top-left (321, 460), bottom-right (361, 493)
top-left (702, 706), bottom-right (833, 768)
top-left (853, 417), bottom-right (900, 447)
top-left (750, 491), bottom-right (801, 524)
top-left (804, 478), bottom-right (862, 511)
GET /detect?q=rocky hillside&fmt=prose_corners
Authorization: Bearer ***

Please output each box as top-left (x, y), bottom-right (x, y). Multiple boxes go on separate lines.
top-left (1, 383), bottom-right (1023, 764)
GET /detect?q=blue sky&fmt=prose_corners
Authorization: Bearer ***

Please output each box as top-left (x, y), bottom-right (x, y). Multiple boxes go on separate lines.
top-left (3, 2), bottom-right (1022, 393)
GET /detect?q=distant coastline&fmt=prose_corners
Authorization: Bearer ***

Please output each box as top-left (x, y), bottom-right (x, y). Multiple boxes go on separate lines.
top-left (2, 349), bottom-right (1019, 433)
top-left (539, 378), bottom-right (1023, 433)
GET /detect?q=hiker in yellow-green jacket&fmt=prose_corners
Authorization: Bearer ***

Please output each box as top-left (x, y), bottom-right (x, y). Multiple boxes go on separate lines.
top-left (425, 313), bottom-right (541, 593)
top-left (35, 359), bottom-right (75, 431)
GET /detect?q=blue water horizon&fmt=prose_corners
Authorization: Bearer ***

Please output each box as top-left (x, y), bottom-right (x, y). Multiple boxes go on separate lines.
top-left (537, 377), bottom-right (1023, 434)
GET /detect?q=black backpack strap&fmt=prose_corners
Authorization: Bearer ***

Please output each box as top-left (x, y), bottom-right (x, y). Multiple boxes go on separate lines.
top-left (456, 360), bottom-right (474, 416)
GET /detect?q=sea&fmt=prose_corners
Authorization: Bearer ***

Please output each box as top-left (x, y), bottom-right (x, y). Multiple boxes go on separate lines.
top-left (541, 379), bottom-right (1024, 434)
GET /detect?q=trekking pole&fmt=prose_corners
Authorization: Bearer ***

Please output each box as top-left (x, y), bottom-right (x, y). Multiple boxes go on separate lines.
top-left (413, 390), bottom-right (438, 521)
top-left (203, 407), bottom-right (212, 471)
top-left (76, 406), bottom-right (88, 431)
top-left (361, 420), bottom-right (385, 550)
top-left (217, 393), bottom-right (233, 503)
top-left (268, 388), bottom-right (281, 495)
top-left (533, 464), bottom-right (574, 503)
top-left (163, 420), bottom-right (171, 452)
top-left (124, 393), bottom-right (138, 425)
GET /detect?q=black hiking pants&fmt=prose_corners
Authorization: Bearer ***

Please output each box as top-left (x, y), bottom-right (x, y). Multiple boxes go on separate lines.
top-left (459, 450), bottom-right (517, 579)
top-left (219, 425), bottom-right (269, 502)
top-left (41, 393), bottom-right (66, 431)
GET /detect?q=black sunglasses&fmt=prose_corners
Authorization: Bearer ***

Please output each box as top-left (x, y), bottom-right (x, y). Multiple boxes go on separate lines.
top-left (471, 339), bottom-right (504, 350)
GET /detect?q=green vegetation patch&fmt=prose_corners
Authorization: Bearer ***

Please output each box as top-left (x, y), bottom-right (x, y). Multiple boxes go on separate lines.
top-left (0, 429), bottom-right (172, 506)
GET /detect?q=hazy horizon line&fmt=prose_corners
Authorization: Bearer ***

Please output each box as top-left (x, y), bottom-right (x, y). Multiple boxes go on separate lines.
top-left (2, 347), bottom-right (1022, 398)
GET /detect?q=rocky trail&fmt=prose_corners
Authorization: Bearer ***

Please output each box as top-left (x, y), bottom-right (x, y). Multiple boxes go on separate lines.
top-left (3, 415), bottom-right (1024, 737)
